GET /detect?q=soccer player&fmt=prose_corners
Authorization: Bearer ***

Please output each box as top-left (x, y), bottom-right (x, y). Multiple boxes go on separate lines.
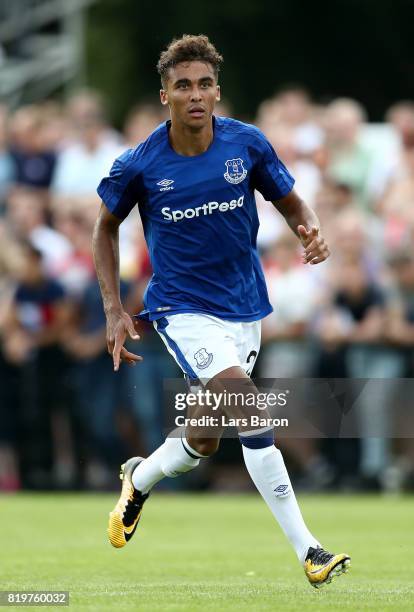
top-left (93, 34), bottom-right (350, 588)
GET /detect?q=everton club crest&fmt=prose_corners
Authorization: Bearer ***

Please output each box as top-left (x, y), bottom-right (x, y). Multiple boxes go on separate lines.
top-left (194, 348), bottom-right (213, 370)
top-left (224, 158), bottom-right (247, 184)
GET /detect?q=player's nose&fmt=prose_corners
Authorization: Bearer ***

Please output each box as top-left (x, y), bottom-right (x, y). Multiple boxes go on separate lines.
top-left (190, 87), bottom-right (202, 101)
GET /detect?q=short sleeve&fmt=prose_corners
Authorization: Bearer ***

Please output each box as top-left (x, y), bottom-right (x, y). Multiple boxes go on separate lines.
top-left (250, 130), bottom-right (295, 201)
top-left (97, 149), bottom-right (140, 220)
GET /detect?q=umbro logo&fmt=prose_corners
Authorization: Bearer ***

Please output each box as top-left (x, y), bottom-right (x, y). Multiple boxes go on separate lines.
top-left (274, 484), bottom-right (289, 496)
top-left (157, 179), bottom-right (174, 191)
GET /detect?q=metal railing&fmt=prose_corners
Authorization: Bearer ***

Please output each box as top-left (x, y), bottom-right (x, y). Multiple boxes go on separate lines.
top-left (0, 0), bottom-right (97, 106)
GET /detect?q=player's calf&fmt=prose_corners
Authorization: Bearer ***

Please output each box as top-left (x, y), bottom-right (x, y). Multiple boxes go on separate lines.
top-left (186, 436), bottom-right (220, 457)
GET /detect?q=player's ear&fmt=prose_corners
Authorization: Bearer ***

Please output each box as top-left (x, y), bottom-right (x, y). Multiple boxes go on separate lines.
top-left (216, 85), bottom-right (221, 102)
top-left (160, 89), bottom-right (169, 106)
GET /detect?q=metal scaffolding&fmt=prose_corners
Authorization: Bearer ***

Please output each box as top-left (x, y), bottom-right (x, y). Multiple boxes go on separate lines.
top-left (0, 0), bottom-right (96, 107)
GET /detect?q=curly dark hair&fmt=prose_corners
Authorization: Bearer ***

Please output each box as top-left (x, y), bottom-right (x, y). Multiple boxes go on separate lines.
top-left (157, 34), bottom-right (223, 86)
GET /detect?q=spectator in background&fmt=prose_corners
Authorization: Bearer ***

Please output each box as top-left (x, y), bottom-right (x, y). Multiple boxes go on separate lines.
top-left (324, 207), bottom-right (384, 274)
top-left (388, 100), bottom-right (414, 141)
top-left (6, 187), bottom-right (72, 278)
top-left (261, 232), bottom-right (318, 378)
top-left (62, 271), bottom-right (132, 488)
top-left (65, 89), bottom-right (121, 146)
top-left (384, 250), bottom-right (414, 490)
top-left (365, 101), bottom-right (414, 202)
top-left (257, 85), bottom-right (324, 154)
top-left (125, 249), bottom-right (181, 454)
top-left (260, 232), bottom-right (332, 490)
top-left (255, 192), bottom-right (285, 254)
top-left (2, 243), bottom-right (72, 488)
top-left (51, 90), bottom-right (141, 284)
top-left (0, 105), bottom-right (15, 209)
top-left (324, 98), bottom-right (374, 211)
top-left (213, 99), bottom-right (233, 117)
top-left (255, 87), bottom-right (323, 253)
top-left (263, 124), bottom-right (322, 207)
top-left (51, 89), bottom-right (123, 197)
top-left (52, 209), bottom-right (95, 297)
top-left (37, 101), bottom-right (67, 152)
top-left (0, 346), bottom-right (20, 490)
top-left (0, 224), bottom-right (23, 491)
top-left (314, 181), bottom-right (355, 226)
top-left (380, 140), bottom-right (414, 250)
top-left (8, 105), bottom-right (56, 190)
top-left (123, 102), bottom-right (166, 147)
top-left (386, 250), bottom-right (414, 373)
top-left (316, 253), bottom-right (404, 489)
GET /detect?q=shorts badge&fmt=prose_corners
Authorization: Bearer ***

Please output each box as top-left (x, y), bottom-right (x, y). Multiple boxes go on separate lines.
top-left (194, 348), bottom-right (213, 370)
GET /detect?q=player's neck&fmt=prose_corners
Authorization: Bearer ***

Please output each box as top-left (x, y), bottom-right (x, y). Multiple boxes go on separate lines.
top-left (168, 119), bottom-right (214, 157)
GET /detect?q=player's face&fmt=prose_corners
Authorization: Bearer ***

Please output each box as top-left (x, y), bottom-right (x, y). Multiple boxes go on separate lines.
top-left (160, 61), bottom-right (220, 129)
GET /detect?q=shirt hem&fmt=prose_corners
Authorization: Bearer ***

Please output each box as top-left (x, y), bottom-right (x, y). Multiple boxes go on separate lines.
top-left (135, 304), bottom-right (273, 323)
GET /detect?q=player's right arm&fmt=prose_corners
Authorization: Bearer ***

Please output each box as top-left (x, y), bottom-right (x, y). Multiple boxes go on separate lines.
top-left (92, 203), bottom-right (142, 371)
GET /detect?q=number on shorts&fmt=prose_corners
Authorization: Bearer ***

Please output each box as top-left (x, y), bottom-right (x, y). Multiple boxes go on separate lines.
top-left (246, 350), bottom-right (258, 376)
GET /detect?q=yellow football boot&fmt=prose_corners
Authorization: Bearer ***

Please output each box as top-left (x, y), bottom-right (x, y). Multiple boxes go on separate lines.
top-left (108, 457), bottom-right (149, 548)
top-left (304, 546), bottom-right (351, 588)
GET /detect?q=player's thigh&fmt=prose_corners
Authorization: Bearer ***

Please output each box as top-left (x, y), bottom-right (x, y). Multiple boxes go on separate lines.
top-left (186, 399), bottom-right (224, 451)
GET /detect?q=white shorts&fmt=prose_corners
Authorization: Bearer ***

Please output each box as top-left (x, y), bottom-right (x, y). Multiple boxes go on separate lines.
top-left (154, 313), bottom-right (261, 382)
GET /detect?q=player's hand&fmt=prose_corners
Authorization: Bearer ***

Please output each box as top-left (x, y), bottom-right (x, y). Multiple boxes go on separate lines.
top-left (106, 310), bottom-right (143, 371)
top-left (298, 225), bottom-right (330, 265)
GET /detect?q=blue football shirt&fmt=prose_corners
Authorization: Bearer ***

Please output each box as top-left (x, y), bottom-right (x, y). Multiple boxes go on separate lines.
top-left (97, 116), bottom-right (295, 322)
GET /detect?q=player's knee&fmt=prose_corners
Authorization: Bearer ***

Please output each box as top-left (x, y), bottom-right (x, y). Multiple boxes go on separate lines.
top-left (188, 437), bottom-right (219, 457)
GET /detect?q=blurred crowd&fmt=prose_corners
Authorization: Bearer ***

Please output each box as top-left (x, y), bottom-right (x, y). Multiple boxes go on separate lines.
top-left (0, 87), bottom-right (414, 493)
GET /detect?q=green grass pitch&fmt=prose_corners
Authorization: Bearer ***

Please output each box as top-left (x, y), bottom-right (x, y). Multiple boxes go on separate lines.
top-left (2, 493), bottom-right (414, 611)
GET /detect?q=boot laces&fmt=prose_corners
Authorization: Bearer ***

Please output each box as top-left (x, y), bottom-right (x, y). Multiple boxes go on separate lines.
top-left (308, 547), bottom-right (334, 565)
top-left (123, 490), bottom-right (148, 527)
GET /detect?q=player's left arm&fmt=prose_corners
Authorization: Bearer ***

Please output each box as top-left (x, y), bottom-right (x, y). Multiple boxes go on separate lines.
top-left (272, 189), bottom-right (330, 265)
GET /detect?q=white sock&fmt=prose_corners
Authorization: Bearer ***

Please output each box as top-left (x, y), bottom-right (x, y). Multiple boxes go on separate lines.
top-left (132, 435), bottom-right (206, 494)
top-left (242, 444), bottom-right (319, 563)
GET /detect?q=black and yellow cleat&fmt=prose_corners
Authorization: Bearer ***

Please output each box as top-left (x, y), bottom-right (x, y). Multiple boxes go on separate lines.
top-left (108, 457), bottom-right (149, 548)
top-left (304, 546), bottom-right (350, 588)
